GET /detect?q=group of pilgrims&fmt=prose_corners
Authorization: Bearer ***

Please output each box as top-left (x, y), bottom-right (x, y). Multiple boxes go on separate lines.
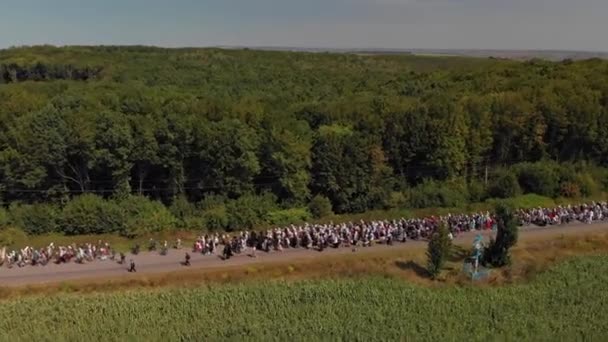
top-left (1, 201), bottom-right (607, 270)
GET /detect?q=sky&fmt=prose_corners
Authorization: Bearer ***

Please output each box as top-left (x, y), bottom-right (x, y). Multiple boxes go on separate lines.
top-left (1, 0), bottom-right (607, 51)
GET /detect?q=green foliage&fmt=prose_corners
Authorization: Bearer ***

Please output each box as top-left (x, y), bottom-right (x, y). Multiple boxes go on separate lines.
top-left (61, 194), bottom-right (125, 235)
top-left (514, 162), bottom-right (560, 197)
top-left (426, 223), bottom-right (452, 279)
top-left (226, 193), bottom-right (278, 231)
top-left (0, 47), bottom-right (607, 233)
top-left (0, 208), bottom-right (10, 229)
top-left (119, 195), bottom-right (176, 238)
top-left (574, 172), bottom-right (600, 197)
top-left (505, 194), bottom-right (556, 210)
top-left (386, 191), bottom-right (409, 210)
top-left (0, 227), bottom-right (28, 247)
top-left (308, 195), bottom-right (334, 219)
top-left (201, 205), bottom-right (229, 232)
top-left (467, 181), bottom-right (487, 203)
top-left (488, 170), bottom-right (522, 199)
top-left (1, 256), bottom-right (608, 340)
top-left (169, 195), bottom-right (197, 229)
top-left (267, 208), bottom-right (312, 226)
top-left (484, 202), bottom-right (519, 267)
top-left (408, 180), bottom-right (468, 209)
top-left (8, 203), bottom-right (61, 235)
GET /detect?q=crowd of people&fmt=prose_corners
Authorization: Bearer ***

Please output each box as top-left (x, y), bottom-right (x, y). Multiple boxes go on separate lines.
top-left (1, 201), bottom-right (607, 270)
top-left (518, 202), bottom-right (608, 226)
top-left (0, 241), bottom-right (119, 269)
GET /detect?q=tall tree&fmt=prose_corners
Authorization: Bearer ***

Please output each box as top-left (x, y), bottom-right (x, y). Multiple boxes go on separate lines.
top-left (484, 202), bottom-right (519, 267)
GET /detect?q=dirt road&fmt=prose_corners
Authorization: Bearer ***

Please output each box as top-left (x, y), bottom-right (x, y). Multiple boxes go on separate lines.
top-left (1, 222), bottom-right (607, 287)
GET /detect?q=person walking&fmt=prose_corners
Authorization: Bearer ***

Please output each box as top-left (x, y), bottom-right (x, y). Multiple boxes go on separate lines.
top-left (184, 252), bottom-right (191, 266)
top-left (128, 259), bottom-right (137, 273)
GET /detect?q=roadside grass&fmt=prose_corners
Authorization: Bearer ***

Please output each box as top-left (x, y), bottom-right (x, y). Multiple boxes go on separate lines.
top-left (2, 230), bottom-right (608, 300)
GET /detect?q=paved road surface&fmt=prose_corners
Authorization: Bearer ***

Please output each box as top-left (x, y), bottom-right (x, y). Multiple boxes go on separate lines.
top-left (1, 222), bottom-right (607, 287)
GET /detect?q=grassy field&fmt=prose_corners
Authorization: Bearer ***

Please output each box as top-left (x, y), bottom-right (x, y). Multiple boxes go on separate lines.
top-left (0, 254), bottom-right (606, 341)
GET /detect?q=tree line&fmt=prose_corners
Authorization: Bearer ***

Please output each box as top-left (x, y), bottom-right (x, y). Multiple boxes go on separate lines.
top-left (0, 46), bottom-right (607, 235)
top-left (0, 63), bottom-right (102, 83)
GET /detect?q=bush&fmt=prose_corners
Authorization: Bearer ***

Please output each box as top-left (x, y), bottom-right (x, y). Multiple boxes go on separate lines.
top-left (0, 227), bottom-right (28, 247)
top-left (488, 170), bottom-right (521, 199)
top-left (9, 203), bottom-right (61, 235)
top-left (427, 223), bottom-right (452, 279)
top-left (514, 162), bottom-right (559, 197)
top-left (308, 195), bottom-right (334, 218)
top-left (467, 181), bottom-right (487, 203)
top-left (181, 216), bottom-right (205, 231)
top-left (408, 180), bottom-right (468, 209)
top-left (0, 208), bottom-right (10, 229)
top-left (202, 205), bottom-right (229, 231)
top-left (198, 195), bottom-right (227, 210)
top-left (559, 181), bottom-right (581, 198)
top-left (574, 173), bottom-right (600, 197)
top-left (385, 191), bottom-right (408, 209)
top-left (267, 208), bottom-right (312, 226)
top-left (61, 194), bottom-right (126, 235)
top-left (226, 193), bottom-right (278, 231)
top-left (119, 195), bottom-right (177, 237)
top-left (169, 195), bottom-right (197, 228)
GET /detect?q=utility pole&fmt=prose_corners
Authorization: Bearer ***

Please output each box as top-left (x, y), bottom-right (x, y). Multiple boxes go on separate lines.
top-left (484, 164), bottom-right (489, 186)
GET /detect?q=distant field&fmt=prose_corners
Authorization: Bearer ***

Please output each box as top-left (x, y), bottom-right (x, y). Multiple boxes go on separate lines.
top-left (0, 255), bottom-right (606, 341)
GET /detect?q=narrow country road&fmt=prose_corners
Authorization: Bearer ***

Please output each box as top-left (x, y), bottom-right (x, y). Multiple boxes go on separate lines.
top-left (1, 222), bottom-right (607, 287)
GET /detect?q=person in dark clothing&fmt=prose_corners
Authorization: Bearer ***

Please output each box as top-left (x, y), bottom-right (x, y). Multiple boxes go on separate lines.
top-left (119, 252), bottom-right (126, 265)
top-left (128, 259), bottom-right (136, 272)
top-left (184, 252), bottom-right (191, 266)
top-left (223, 244), bottom-right (233, 260)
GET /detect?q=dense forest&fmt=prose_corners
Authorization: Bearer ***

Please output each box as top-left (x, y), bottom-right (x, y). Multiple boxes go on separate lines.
top-left (0, 45), bottom-right (607, 236)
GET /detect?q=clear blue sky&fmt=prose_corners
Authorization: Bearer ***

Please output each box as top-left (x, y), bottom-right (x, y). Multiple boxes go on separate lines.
top-left (1, 0), bottom-right (607, 51)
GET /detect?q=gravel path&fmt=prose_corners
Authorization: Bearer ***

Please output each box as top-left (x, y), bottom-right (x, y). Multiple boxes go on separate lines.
top-left (1, 222), bottom-right (607, 287)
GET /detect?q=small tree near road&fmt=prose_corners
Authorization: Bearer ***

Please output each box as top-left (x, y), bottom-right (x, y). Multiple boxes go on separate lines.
top-left (427, 222), bottom-right (452, 279)
top-left (484, 202), bottom-right (519, 267)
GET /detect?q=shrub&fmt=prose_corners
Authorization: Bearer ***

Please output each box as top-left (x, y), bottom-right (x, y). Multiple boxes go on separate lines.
top-left (267, 208), bottom-right (312, 226)
top-left (488, 170), bottom-right (521, 199)
top-left (559, 181), bottom-right (581, 198)
top-left (9, 203), bottom-right (61, 235)
top-left (385, 191), bottom-right (408, 209)
top-left (226, 193), bottom-right (278, 231)
top-left (199, 194), bottom-right (227, 210)
top-left (467, 181), bottom-right (487, 203)
top-left (0, 227), bottom-right (28, 247)
top-left (169, 195), bottom-right (197, 228)
top-left (574, 173), bottom-right (600, 197)
top-left (181, 216), bottom-right (205, 231)
top-left (119, 195), bottom-right (177, 237)
top-left (61, 194), bottom-right (126, 235)
top-left (202, 205), bottom-right (229, 231)
top-left (427, 223), bottom-right (452, 279)
top-left (409, 180), bottom-right (468, 209)
top-left (0, 208), bottom-right (10, 229)
top-left (308, 195), bottom-right (334, 218)
top-left (514, 162), bottom-right (559, 197)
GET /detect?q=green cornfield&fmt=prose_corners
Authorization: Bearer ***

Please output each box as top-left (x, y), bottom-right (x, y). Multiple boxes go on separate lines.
top-left (1, 256), bottom-right (607, 341)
